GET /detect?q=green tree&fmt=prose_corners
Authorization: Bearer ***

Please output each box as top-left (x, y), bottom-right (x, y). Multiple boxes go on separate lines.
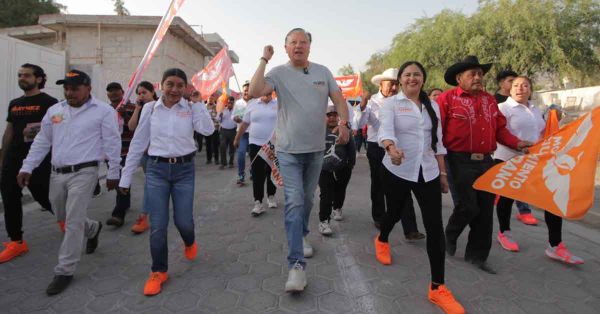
top-left (113, 0), bottom-right (130, 16)
top-left (0, 0), bottom-right (64, 28)
top-left (338, 64), bottom-right (355, 76)
top-left (364, 0), bottom-right (600, 90)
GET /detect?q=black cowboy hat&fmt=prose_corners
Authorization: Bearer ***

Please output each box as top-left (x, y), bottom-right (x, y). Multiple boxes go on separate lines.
top-left (444, 55), bottom-right (492, 86)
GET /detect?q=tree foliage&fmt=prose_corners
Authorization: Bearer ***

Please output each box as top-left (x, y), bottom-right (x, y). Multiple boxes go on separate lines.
top-left (113, 0), bottom-right (130, 16)
top-left (363, 0), bottom-right (600, 91)
top-left (338, 64), bottom-right (355, 76)
top-left (0, 0), bottom-right (64, 28)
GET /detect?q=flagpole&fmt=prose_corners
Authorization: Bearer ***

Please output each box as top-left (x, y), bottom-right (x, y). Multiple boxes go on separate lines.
top-left (232, 68), bottom-right (242, 93)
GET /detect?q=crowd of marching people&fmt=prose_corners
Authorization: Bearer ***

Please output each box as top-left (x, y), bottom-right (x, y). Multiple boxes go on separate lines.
top-left (0, 27), bottom-right (588, 314)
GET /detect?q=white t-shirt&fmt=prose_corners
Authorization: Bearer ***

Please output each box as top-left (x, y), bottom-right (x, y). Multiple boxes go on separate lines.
top-left (243, 99), bottom-right (278, 146)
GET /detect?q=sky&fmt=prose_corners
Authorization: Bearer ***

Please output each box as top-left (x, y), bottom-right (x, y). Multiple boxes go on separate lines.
top-left (56, 0), bottom-right (479, 91)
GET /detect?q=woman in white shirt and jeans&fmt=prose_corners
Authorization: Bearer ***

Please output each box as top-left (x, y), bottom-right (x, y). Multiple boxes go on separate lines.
top-left (493, 76), bottom-right (583, 265)
top-left (119, 68), bottom-right (215, 296)
top-left (234, 92), bottom-right (278, 216)
top-left (374, 61), bottom-right (464, 314)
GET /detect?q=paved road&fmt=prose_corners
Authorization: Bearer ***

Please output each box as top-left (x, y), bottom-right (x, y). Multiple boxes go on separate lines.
top-left (1, 152), bottom-right (599, 313)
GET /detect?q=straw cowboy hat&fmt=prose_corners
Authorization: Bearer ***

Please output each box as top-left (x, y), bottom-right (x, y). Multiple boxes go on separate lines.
top-left (371, 68), bottom-right (399, 85)
top-left (444, 55), bottom-right (492, 86)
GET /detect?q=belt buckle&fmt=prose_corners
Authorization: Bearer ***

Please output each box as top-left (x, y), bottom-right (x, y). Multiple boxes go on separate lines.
top-left (168, 157), bottom-right (177, 164)
top-left (471, 153), bottom-right (484, 161)
top-left (70, 165), bottom-right (76, 173)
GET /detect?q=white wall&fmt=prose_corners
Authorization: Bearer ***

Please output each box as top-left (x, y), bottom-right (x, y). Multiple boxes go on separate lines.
top-left (0, 35), bottom-right (65, 148)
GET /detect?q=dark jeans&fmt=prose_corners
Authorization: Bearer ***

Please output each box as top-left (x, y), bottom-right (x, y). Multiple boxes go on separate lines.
top-left (366, 142), bottom-right (419, 234)
top-left (205, 130), bottom-right (220, 163)
top-left (194, 132), bottom-right (203, 152)
top-left (444, 155), bottom-right (459, 208)
top-left (445, 152), bottom-right (495, 262)
top-left (237, 133), bottom-right (249, 180)
top-left (248, 144), bottom-right (276, 202)
top-left (219, 128), bottom-right (236, 165)
top-left (1, 151), bottom-right (52, 241)
top-left (379, 167), bottom-right (445, 283)
top-left (318, 167), bottom-right (352, 222)
top-left (111, 156), bottom-right (130, 219)
top-left (146, 159), bottom-right (195, 272)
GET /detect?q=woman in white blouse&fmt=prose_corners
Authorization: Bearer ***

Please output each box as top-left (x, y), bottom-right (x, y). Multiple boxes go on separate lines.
top-left (375, 61), bottom-right (464, 314)
top-left (494, 76), bottom-right (583, 265)
top-left (119, 68), bottom-right (215, 296)
top-left (234, 92), bottom-right (278, 216)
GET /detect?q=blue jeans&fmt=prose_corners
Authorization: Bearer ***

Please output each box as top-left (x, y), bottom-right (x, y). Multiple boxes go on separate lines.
top-left (237, 133), bottom-right (249, 180)
top-left (145, 159), bottom-right (196, 272)
top-left (278, 151), bottom-right (324, 269)
top-left (515, 201), bottom-right (531, 214)
top-left (140, 153), bottom-right (149, 214)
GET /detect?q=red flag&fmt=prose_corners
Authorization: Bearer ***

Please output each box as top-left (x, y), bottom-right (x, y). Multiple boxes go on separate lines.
top-left (191, 47), bottom-right (234, 100)
top-left (335, 73), bottom-right (363, 98)
top-left (118, 0), bottom-right (185, 109)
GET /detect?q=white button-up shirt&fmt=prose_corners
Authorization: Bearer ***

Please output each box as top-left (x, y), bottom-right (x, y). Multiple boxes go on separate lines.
top-left (20, 96), bottom-right (122, 179)
top-left (119, 97), bottom-right (215, 188)
top-left (378, 92), bottom-right (446, 183)
top-left (219, 107), bottom-right (237, 129)
top-left (494, 97), bottom-right (545, 161)
top-left (356, 91), bottom-right (389, 142)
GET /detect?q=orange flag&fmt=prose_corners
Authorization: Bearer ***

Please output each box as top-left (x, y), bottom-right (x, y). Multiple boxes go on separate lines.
top-left (216, 81), bottom-right (227, 113)
top-left (335, 73), bottom-right (363, 98)
top-left (191, 47), bottom-right (233, 101)
top-left (473, 107), bottom-right (600, 219)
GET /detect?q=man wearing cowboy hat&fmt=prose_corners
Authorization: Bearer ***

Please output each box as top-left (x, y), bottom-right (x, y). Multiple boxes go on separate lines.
top-left (356, 68), bottom-right (423, 240)
top-left (437, 56), bottom-right (532, 274)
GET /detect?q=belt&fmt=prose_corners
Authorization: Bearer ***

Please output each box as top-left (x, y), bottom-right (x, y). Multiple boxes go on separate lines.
top-left (149, 152), bottom-right (195, 164)
top-left (52, 161), bottom-right (99, 174)
top-left (448, 151), bottom-right (492, 161)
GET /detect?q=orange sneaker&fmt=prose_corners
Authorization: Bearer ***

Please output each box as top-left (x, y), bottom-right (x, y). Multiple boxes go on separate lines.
top-left (374, 236), bottom-right (391, 265)
top-left (143, 272), bottom-right (168, 296)
top-left (184, 241), bottom-right (197, 260)
top-left (131, 214), bottom-right (149, 234)
top-left (0, 241), bottom-right (29, 263)
top-left (516, 213), bottom-right (538, 225)
top-left (428, 284), bottom-right (465, 314)
top-left (58, 221), bottom-right (65, 233)
top-left (497, 231), bottom-right (519, 252)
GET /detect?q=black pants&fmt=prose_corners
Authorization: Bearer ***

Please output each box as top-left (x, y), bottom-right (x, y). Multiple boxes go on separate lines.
top-left (494, 160), bottom-right (562, 246)
top-left (366, 142), bottom-right (419, 234)
top-left (1, 151), bottom-right (52, 241)
top-left (111, 156), bottom-right (130, 219)
top-left (248, 144), bottom-right (276, 202)
top-left (195, 132), bottom-right (204, 152)
top-left (205, 130), bottom-right (220, 163)
top-left (220, 128), bottom-right (236, 166)
top-left (379, 167), bottom-right (445, 284)
top-left (445, 152), bottom-right (495, 262)
top-left (318, 167), bottom-right (352, 222)
top-left (354, 133), bottom-right (364, 153)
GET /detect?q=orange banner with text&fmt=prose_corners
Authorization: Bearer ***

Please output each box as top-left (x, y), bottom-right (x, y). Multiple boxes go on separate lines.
top-left (473, 107), bottom-right (600, 219)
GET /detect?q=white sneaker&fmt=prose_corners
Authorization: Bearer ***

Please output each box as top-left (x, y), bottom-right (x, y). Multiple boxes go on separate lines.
top-left (331, 208), bottom-right (343, 221)
top-left (267, 195), bottom-right (277, 208)
top-left (251, 201), bottom-right (265, 217)
top-left (303, 237), bottom-right (313, 258)
top-left (284, 262), bottom-right (307, 292)
top-left (318, 221), bottom-right (333, 236)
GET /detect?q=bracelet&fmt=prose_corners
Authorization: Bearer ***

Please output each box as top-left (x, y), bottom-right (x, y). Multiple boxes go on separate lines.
top-left (440, 171), bottom-right (447, 176)
top-left (260, 57), bottom-right (269, 64)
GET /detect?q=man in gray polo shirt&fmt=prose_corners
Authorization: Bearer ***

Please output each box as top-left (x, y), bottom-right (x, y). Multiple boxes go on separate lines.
top-left (249, 28), bottom-right (349, 292)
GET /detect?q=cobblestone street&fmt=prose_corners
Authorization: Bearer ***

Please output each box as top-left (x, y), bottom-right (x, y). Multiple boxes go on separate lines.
top-left (1, 153), bottom-right (599, 313)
